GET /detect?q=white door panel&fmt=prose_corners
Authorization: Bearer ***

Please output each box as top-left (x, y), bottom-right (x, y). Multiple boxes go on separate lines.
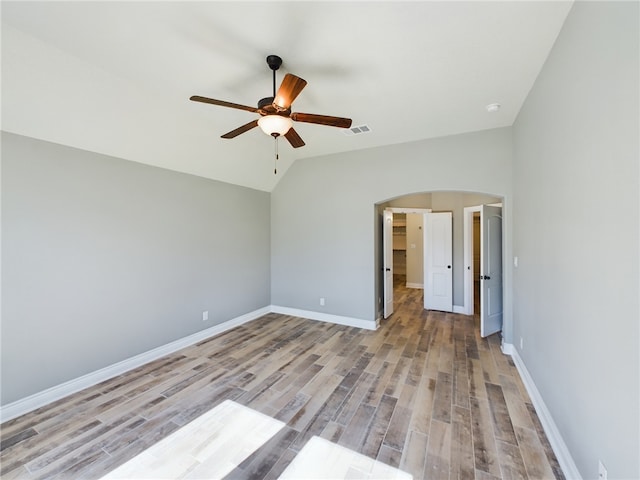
top-left (481, 205), bottom-right (503, 337)
top-left (424, 212), bottom-right (453, 312)
top-left (383, 210), bottom-right (394, 318)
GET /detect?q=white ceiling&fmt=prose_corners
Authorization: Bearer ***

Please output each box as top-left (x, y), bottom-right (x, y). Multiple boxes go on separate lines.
top-left (1, 1), bottom-right (573, 192)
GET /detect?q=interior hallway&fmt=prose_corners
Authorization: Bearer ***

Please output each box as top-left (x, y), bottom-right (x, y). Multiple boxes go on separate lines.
top-left (1, 282), bottom-right (563, 479)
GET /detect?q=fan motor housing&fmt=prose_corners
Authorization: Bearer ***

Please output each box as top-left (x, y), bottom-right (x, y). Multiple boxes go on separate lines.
top-left (258, 97), bottom-right (275, 110)
top-left (258, 96), bottom-right (290, 116)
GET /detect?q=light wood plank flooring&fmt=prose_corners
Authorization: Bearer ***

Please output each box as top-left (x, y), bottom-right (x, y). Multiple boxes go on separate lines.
top-left (1, 281), bottom-right (563, 479)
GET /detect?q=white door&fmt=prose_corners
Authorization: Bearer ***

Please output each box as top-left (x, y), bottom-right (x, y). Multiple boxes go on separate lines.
top-left (424, 212), bottom-right (453, 312)
top-left (383, 210), bottom-right (394, 318)
top-left (480, 205), bottom-right (503, 337)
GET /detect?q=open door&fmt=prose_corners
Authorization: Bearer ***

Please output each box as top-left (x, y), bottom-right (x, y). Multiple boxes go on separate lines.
top-left (424, 212), bottom-right (453, 312)
top-left (383, 210), bottom-right (394, 318)
top-left (480, 205), bottom-right (503, 337)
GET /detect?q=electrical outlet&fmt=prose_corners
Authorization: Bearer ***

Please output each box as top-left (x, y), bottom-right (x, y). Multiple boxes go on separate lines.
top-left (320, 297), bottom-right (325, 306)
top-left (598, 460), bottom-right (607, 480)
top-left (202, 311), bottom-right (209, 321)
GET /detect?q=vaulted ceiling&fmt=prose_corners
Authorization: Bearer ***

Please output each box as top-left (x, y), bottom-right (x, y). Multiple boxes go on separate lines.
top-left (1, 1), bottom-right (573, 191)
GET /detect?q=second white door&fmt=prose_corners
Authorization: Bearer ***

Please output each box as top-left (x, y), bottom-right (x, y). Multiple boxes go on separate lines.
top-left (424, 212), bottom-right (453, 312)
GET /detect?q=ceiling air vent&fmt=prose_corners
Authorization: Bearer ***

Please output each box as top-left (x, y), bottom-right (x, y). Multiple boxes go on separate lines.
top-left (342, 124), bottom-right (371, 136)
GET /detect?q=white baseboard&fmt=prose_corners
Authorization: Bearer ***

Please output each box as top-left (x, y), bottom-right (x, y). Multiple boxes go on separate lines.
top-left (270, 305), bottom-right (377, 331)
top-left (502, 343), bottom-right (582, 480)
top-left (452, 305), bottom-right (466, 314)
top-left (0, 306), bottom-right (271, 422)
top-left (405, 283), bottom-right (423, 289)
top-left (501, 341), bottom-right (515, 355)
top-left (1, 305), bottom-right (378, 422)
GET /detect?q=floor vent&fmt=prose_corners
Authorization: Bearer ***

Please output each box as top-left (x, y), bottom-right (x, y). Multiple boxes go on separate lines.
top-left (342, 124), bottom-right (371, 136)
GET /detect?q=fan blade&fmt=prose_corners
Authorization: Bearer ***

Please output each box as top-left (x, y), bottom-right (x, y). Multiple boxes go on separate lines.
top-left (284, 128), bottom-right (305, 148)
top-left (273, 74), bottom-right (307, 111)
top-left (221, 119), bottom-right (259, 139)
top-left (190, 96), bottom-right (258, 113)
top-left (291, 112), bottom-right (352, 129)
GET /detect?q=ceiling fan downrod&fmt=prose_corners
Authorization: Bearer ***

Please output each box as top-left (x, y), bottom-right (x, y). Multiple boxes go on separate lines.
top-left (266, 55), bottom-right (282, 98)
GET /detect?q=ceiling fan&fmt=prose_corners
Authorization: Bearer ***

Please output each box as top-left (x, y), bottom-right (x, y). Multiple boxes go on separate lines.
top-left (190, 55), bottom-right (352, 149)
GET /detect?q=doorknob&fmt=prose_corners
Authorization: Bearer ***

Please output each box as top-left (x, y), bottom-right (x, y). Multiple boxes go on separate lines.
top-left (447, 265), bottom-right (451, 269)
top-left (482, 275), bottom-right (491, 280)
top-left (386, 268), bottom-right (391, 272)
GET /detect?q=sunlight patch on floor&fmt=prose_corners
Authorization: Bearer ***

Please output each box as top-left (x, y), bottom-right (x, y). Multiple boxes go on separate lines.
top-left (100, 400), bottom-right (412, 480)
top-left (100, 399), bottom-right (285, 479)
top-left (279, 436), bottom-right (413, 480)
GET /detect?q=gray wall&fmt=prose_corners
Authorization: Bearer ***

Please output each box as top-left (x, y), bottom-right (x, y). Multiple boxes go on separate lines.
top-left (385, 193), bottom-right (432, 209)
top-left (512, 2), bottom-right (639, 478)
top-left (1, 132), bottom-right (271, 405)
top-left (405, 213), bottom-right (423, 287)
top-left (271, 127), bottom-right (513, 327)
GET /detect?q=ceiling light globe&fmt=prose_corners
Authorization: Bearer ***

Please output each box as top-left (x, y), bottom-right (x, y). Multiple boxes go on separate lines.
top-left (258, 115), bottom-right (293, 136)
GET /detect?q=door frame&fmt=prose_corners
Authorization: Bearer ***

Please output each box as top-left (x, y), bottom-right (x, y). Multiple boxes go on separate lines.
top-left (462, 203), bottom-right (503, 316)
top-left (382, 207), bottom-right (431, 319)
top-left (463, 206), bottom-right (482, 315)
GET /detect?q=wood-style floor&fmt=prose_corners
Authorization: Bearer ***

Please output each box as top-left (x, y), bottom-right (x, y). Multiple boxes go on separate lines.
top-left (1, 280), bottom-right (563, 479)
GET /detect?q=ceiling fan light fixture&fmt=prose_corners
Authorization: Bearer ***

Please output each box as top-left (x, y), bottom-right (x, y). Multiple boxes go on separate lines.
top-left (258, 115), bottom-right (293, 136)
top-left (190, 55), bottom-right (350, 150)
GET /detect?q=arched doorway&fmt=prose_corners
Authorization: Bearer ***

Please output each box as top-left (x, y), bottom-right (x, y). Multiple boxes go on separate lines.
top-left (375, 191), bottom-right (503, 336)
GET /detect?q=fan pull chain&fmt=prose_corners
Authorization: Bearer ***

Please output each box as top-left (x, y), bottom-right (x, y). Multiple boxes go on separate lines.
top-left (274, 136), bottom-right (279, 174)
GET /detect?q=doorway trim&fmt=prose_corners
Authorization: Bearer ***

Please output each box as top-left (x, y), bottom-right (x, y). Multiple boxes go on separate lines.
top-left (463, 205), bottom-right (482, 315)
